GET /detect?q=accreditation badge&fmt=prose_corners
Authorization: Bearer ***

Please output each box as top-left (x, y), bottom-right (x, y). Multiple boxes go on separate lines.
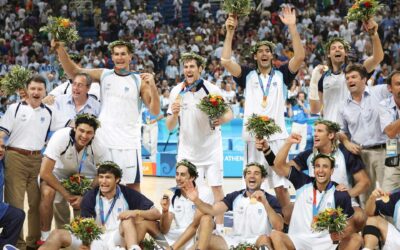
top-left (385, 139), bottom-right (399, 167)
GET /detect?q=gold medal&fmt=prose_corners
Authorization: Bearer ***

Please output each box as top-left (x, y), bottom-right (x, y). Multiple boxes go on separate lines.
top-left (175, 95), bottom-right (182, 103)
top-left (250, 197), bottom-right (257, 204)
top-left (381, 195), bottom-right (390, 203)
top-left (261, 96), bottom-right (267, 108)
top-left (101, 224), bottom-right (106, 233)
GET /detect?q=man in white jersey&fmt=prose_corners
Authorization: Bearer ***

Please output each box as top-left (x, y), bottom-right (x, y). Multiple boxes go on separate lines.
top-left (38, 114), bottom-right (109, 244)
top-left (166, 52), bottom-right (233, 233)
top-left (183, 162), bottom-right (283, 249)
top-left (0, 75), bottom-right (55, 250)
top-left (53, 39), bottom-right (160, 192)
top-left (362, 188), bottom-right (400, 250)
top-left (309, 18), bottom-right (383, 122)
top-left (160, 159), bottom-right (218, 250)
top-left (271, 154), bottom-right (362, 250)
top-left (221, 4), bottom-right (305, 221)
top-left (39, 162), bottom-right (164, 250)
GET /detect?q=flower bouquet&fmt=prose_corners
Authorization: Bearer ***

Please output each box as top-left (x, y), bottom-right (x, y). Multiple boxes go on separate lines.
top-left (197, 94), bottom-right (229, 130)
top-left (65, 217), bottom-right (102, 246)
top-left (311, 207), bottom-right (348, 244)
top-left (229, 243), bottom-right (257, 250)
top-left (61, 173), bottom-right (92, 196)
top-left (0, 65), bottom-right (32, 95)
top-left (346, 0), bottom-right (383, 21)
top-left (246, 114), bottom-right (282, 139)
top-left (223, 0), bottom-right (252, 30)
top-left (40, 16), bottom-right (80, 44)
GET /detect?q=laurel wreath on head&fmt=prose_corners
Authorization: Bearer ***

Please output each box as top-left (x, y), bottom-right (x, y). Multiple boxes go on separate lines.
top-left (250, 40), bottom-right (277, 55)
top-left (108, 40), bottom-right (134, 54)
top-left (180, 52), bottom-right (206, 68)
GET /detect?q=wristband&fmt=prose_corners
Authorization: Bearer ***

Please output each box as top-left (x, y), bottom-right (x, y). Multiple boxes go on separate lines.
top-left (220, 57), bottom-right (231, 62)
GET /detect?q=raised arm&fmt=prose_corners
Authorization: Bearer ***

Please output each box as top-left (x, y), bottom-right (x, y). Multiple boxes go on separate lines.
top-left (140, 73), bottom-right (160, 115)
top-left (52, 40), bottom-right (103, 81)
top-left (384, 119), bottom-right (400, 139)
top-left (309, 65), bottom-right (326, 114)
top-left (159, 196), bottom-right (174, 234)
top-left (273, 133), bottom-right (302, 177)
top-left (365, 188), bottom-right (388, 216)
top-left (362, 19), bottom-right (384, 73)
top-left (279, 5), bottom-right (305, 73)
top-left (220, 14), bottom-right (242, 77)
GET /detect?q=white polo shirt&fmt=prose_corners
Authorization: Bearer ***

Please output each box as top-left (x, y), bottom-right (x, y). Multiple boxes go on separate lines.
top-left (44, 127), bottom-right (110, 180)
top-left (0, 101), bottom-right (54, 150)
top-left (96, 69), bottom-right (142, 149)
top-left (52, 94), bottom-right (101, 130)
top-left (49, 81), bottom-right (101, 101)
top-left (167, 79), bottom-right (224, 165)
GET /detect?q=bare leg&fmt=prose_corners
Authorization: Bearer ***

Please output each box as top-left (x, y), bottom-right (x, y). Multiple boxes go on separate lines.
top-left (211, 186), bottom-right (224, 227)
top-left (274, 186), bottom-right (292, 224)
top-left (39, 183), bottom-right (56, 232)
top-left (196, 215), bottom-right (214, 249)
top-left (255, 235), bottom-right (273, 249)
top-left (352, 207), bottom-right (367, 232)
top-left (270, 230), bottom-right (295, 250)
top-left (363, 216), bottom-right (389, 250)
top-left (120, 218), bottom-right (139, 247)
top-left (338, 233), bottom-right (362, 250)
top-left (38, 229), bottom-right (72, 250)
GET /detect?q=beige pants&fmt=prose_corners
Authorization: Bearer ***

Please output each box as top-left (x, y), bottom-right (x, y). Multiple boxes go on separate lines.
top-left (360, 148), bottom-right (386, 195)
top-left (4, 150), bottom-right (42, 249)
top-left (53, 199), bottom-right (81, 229)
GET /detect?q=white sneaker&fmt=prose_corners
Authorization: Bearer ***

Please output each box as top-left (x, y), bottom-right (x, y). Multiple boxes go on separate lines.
top-left (3, 245), bottom-right (19, 250)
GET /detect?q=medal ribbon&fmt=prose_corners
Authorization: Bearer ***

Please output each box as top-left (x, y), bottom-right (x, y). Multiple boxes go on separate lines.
top-left (257, 69), bottom-right (275, 99)
top-left (77, 147), bottom-right (88, 174)
top-left (99, 186), bottom-right (120, 226)
top-left (312, 182), bottom-right (333, 216)
top-left (179, 78), bottom-right (203, 97)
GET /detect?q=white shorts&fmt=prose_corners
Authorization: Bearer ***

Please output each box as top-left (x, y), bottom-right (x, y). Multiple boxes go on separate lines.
top-left (70, 229), bottom-right (124, 250)
top-left (164, 228), bottom-right (194, 250)
top-left (382, 223), bottom-right (400, 250)
top-left (244, 140), bottom-right (290, 189)
top-left (107, 148), bottom-right (142, 184)
top-left (196, 160), bottom-right (223, 186)
top-left (288, 233), bottom-right (337, 250)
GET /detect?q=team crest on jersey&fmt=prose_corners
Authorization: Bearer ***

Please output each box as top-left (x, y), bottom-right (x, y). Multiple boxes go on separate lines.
top-left (175, 205), bottom-right (182, 212)
top-left (118, 207), bottom-right (122, 213)
top-left (272, 82), bottom-right (277, 86)
top-left (258, 208), bottom-right (262, 214)
top-left (124, 86), bottom-right (129, 92)
top-left (40, 117), bottom-right (45, 123)
top-left (20, 114), bottom-right (27, 121)
top-left (326, 202), bottom-right (332, 207)
top-left (192, 205), bottom-right (196, 210)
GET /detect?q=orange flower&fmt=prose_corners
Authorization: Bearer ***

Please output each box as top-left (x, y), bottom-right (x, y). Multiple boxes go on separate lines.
top-left (209, 97), bottom-right (216, 103)
top-left (260, 116), bottom-right (270, 121)
top-left (351, 3), bottom-right (359, 9)
top-left (60, 19), bottom-right (71, 28)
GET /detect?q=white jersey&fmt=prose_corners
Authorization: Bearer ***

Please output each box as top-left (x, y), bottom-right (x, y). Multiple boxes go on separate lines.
top-left (44, 127), bottom-right (110, 180)
top-left (96, 69), bottom-right (142, 149)
top-left (319, 72), bottom-right (348, 122)
top-left (167, 79), bottom-right (223, 165)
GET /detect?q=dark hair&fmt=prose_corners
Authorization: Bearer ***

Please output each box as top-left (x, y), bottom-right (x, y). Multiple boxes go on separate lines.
top-left (345, 63), bottom-right (368, 79)
top-left (312, 154), bottom-right (335, 169)
top-left (176, 159), bottom-right (198, 179)
top-left (75, 113), bottom-right (100, 131)
top-left (387, 70), bottom-right (400, 85)
top-left (74, 72), bottom-right (92, 87)
top-left (243, 162), bottom-right (267, 178)
top-left (297, 90), bottom-right (307, 99)
top-left (97, 161), bottom-right (123, 180)
top-left (26, 75), bottom-right (47, 88)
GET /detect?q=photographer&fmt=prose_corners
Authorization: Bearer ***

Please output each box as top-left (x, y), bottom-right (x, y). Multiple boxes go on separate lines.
top-left (287, 91), bottom-right (310, 152)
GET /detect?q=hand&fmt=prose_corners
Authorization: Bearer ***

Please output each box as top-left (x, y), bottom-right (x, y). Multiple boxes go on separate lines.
top-left (212, 117), bottom-right (222, 127)
top-left (225, 13), bottom-right (238, 31)
top-left (51, 39), bottom-right (64, 50)
top-left (171, 101), bottom-right (180, 116)
top-left (160, 195), bottom-right (170, 213)
top-left (118, 210), bottom-right (139, 220)
top-left (42, 95), bottom-right (55, 105)
top-left (362, 18), bottom-right (378, 35)
top-left (330, 232), bottom-right (343, 242)
top-left (279, 4), bottom-right (296, 26)
top-left (343, 141), bottom-right (362, 155)
top-left (69, 195), bottom-right (83, 210)
top-left (255, 137), bottom-right (269, 152)
top-left (251, 190), bottom-right (267, 204)
top-left (78, 245), bottom-right (90, 250)
top-left (287, 133), bottom-right (302, 145)
top-left (336, 184), bottom-right (348, 192)
top-left (370, 188), bottom-right (389, 200)
top-left (180, 179), bottom-right (198, 202)
top-left (140, 73), bottom-right (156, 87)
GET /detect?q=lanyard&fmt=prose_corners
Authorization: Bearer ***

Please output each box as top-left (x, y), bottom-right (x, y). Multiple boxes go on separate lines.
top-left (77, 147), bottom-right (88, 174)
top-left (99, 186), bottom-right (120, 226)
top-left (312, 182), bottom-right (333, 216)
top-left (257, 69), bottom-right (275, 97)
top-left (179, 79), bottom-right (203, 97)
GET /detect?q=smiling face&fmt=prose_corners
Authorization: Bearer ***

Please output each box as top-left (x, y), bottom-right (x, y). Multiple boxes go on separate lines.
top-left (254, 45), bottom-right (273, 71)
top-left (244, 165), bottom-right (264, 192)
top-left (388, 72), bottom-right (400, 104)
top-left (183, 59), bottom-right (202, 84)
top-left (313, 124), bottom-right (335, 149)
top-left (313, 157), bottom-right (334, 186)
top-left (328, 41), bottom-right (347, 67)
top-left (175, 165), bottom-right (195, 189)
top-left (74, 123), bottom-right (95, 150)
top-left (345, 70), bottom-right (366, 95)
top-left (71, 75), bottom-right (90, 100)
top-left (27, 80), bottom-right (46, 107)
top-left (98, 172), bottom-right (119, 197)
top-left (111, 45), bottom-right (133, 70)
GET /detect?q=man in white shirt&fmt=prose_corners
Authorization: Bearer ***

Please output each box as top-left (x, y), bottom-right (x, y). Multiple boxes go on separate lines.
top-left (38, 114), bottom-right (109, 244)
top-left (53, 39), bottom-right (160, 192)
top-left (166, 52), bottom-right (233, 234)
